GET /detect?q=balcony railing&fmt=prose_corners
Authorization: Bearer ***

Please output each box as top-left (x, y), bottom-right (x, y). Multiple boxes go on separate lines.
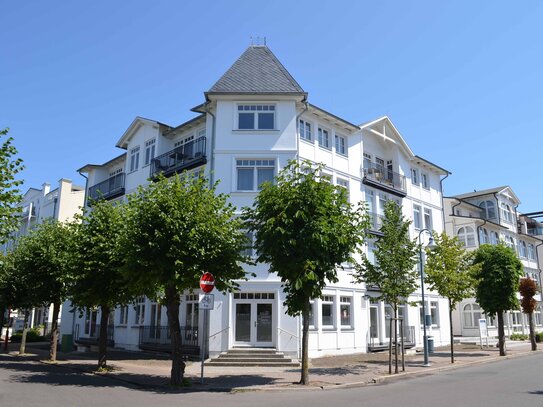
top-left (362, 163), bottom-right (407, 196)
top-left (139, 325), bottom-right (200, 357)
top-left (368, 325), bottom-right (415, 352)
top-left (74, 324), bottom-right (115, 347)
top-left (368, 211), bottom-right (385, 232)
top-left (150, 137), bottom-right (206, 179)
top-left (88, 173), bottom-right (125, 203)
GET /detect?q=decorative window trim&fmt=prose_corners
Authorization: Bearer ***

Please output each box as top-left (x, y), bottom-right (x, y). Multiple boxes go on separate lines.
top-left (235, 159), bottom-right (276, 192)
top-left (237, 104), bottom-right (276, 130)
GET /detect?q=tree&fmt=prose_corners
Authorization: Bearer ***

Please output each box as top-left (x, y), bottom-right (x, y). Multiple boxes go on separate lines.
top-left (425, 231), bottom-right (478, 363)
top-left (244, 161), bottom-right (368, 385)
top-left (473, 243), bottom-right (523, 356)
top-left (519, 277), bottom-right (538, 351)
top-left (12, 220), bottom-right (75, 360)
top-left (120, 174), bottom-right (249, 386)
top-left (0, 128), bottom-right (24, 245)
top-left (69, 200), bottom-right (133, 368)
top-left (354, 200), bottom-right (418, 374)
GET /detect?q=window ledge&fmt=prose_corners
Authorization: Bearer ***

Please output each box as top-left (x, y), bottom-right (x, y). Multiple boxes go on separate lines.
top-left (233, 129), bottom-right (279, 133)
top-left (318, 146), bottom-right (332, 152)
top-left (300, 138), bottom-right (314, 145)
top-left (336, 152), bottom-right (348, 158)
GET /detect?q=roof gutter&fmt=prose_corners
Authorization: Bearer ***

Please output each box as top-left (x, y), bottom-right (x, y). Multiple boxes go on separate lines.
top-left (439, 172), bottom-right (450, 231)
top-left (203, 102), bottom-right (217, 188)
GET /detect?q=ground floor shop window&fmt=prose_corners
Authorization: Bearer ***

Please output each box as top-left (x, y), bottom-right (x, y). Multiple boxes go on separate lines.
top-left (321, 295), bottom-right (335, 328)
top-left (340, 296), bottom-right (352, 328)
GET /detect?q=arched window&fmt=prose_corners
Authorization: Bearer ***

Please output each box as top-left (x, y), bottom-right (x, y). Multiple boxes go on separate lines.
top-left (519, 241), bottom-right (527, 258)
top-left (490, 231), bottom-right (499, 245)
top-left (479, 228), bottom-right (489, 244)
top-left (463, 303), bottom-right (481, 328)
top-left (479, 200), bottom-right (496, 220)
top-left (528, 244), bottom-right (535, 260)
top-left (500, 202), bottom-right (513, 223)
top-left (505, 236), bottom-right (515, 250)
top-left (457, 226), bottom-right (476, 247)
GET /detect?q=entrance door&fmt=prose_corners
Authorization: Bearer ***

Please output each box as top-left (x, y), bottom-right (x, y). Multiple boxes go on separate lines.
top-left (234, 302), bottom-right (274, 346)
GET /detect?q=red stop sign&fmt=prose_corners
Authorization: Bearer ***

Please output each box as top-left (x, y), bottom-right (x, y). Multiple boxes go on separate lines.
top-left (200, 272), bottom-right (215, 293)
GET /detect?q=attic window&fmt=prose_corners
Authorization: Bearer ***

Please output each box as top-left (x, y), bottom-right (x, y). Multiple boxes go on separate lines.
top-left (237, 105), bottom-right (275, 130)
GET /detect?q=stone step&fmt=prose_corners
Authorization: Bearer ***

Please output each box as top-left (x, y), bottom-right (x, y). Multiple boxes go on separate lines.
top-left (214, 357), bottom-right (294, 363)
top-left (205, 347), bottom-right (300, 367)
top-left (217, 352), bottom-right (287, 358)
top-left (227, 348), bottom-right (278, 354)
top-left (205, 360), bottom-right (300, 367)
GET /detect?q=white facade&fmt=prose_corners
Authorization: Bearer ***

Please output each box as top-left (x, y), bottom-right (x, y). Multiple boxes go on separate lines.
top-left (444, 187), bottom-right (543, 337)
top-left (69, 45), bottom-right (450, 357)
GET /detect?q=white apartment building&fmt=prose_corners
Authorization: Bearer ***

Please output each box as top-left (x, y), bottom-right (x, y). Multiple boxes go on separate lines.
top-left (2, 179), bottom-right (85, 331)
top-left (66, 45), bottom-right (450, 358)
top-left (444, 186), bottom-right (543, 337)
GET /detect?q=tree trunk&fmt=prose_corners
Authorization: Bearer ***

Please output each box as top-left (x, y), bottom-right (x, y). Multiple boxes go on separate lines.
top-left (393, 306), bottom-right (399, 374)
top-left (497, 311), bottom-right (506, 356)
top-left (19, 309), bottom-right (30, 355)
top-left (49, 302), bottom-right (60, 361)
top-left (165, 285), bottom-right (185, 386)
top-left (300, 299), bottom-right (310, 385)
top-left (528, 312), bottom-right (537, 351)
top-left (0, 307), bottom-right (5, 339)
top-left (98, 305), bottom-right (110, 368)
top-left (388, 317), bottom-right (392, 375)
top-left (449, 299), bottom-right (454, 363)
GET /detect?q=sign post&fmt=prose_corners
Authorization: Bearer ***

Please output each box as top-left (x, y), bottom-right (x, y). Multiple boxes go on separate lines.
top-left (478, 318), bottom-right (488, 349)
top-left (199, 273), bottom-right (215, 385)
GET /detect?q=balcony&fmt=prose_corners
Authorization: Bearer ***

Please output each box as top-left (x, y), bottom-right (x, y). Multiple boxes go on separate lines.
top-left (138, 325), bottom-right (200, 359)
top-left (362, 163), bottom-right (407, 197)
top-left (150, 137), bottom-right (207, 179)
top-left (88, 173), bottom-right (125, 204)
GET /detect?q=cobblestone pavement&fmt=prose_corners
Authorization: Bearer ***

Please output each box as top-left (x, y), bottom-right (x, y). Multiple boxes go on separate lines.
top-left (1, 341), bottom-right (539, 392)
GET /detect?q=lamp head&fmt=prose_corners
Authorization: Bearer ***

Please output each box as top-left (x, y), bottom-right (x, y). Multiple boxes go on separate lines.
top-left (426, 235), bottom-right (437, 250)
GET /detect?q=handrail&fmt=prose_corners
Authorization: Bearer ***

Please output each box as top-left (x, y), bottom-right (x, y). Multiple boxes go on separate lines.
top-left (277, 327), bottom-right (299, 339)
top-left (209, 326), bottom-right (229, 340)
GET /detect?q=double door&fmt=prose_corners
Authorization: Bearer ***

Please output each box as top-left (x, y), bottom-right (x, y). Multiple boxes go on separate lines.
top-left (234, 302), bottom-right (273, 347)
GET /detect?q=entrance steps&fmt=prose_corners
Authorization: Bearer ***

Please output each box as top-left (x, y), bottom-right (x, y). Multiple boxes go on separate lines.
top-left (205, 348), bottom-right (300, 367)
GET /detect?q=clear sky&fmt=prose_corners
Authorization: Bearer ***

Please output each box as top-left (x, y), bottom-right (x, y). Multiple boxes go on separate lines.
top-left (1, 1), bottom-right (542, 212)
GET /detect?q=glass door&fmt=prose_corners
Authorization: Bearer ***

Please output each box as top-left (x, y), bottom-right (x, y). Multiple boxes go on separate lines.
top-left (235, 304), bottom-right (251, 342)
top-left (256, 304), bottom-right (272, 343)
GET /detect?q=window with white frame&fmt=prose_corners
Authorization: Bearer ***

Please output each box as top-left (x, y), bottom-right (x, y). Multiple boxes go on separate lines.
top-left (321, 295), bottom-right (335, 328)
top-left (236, 159), bottom-right (275, 191)
top-left (462, 303), bottom-right (481, 328)
top-left (367, 240), bottom-right (377, 265)
top-left (298, 119), bottom-right (312, 141)
top-left (335, 134), bottom-right (346, 155)
top-left (457, 226), bottom-right (476, 247)
top-left (363, 153), bottom-right (372, 169)
top-left (134, 296), bottom-right (145, 325)
top-left (535, 305), bottom-right (542, 326)
top-left (185, 294), bottom-right (199, 330)
top-left (500, 202), bottom-right (513, 223)
top-left (479, 228), bottom-right (489, 244)
top-left (308, 300), bottom-right (315, 329)
top-left (413, 205), bottom-right (422, 229)
top-left (411, 168), bottom-right (419, 185)
top-left (174, 135), bottom-right (194, 148)
top-left (129, 146), bottom-right (140, 172)
top-left (144, 139), bottom-right (156, 166)
top-left (109, 168), bottom-right (122, 177)
top-left (490, 231), bottom-right (499, 245)
top-left (480, 200), bottom-right (496, 219)
top-left (528, 244), bottom-right (535, 260)
top-left (421, 173), bottom-right (429, 189)
top-left (119, 306), bottom-right (128, 325)
top-left (423, 208), bottom-right (433, 231)
top-left (519, 241), bottom-right (527, 258)
top-left (237, 104), bottom-right (275, 130)
top-left (505, 235), bottom-right (515, 250)
top-left (340, 296), bottom-right (352, 328)
top-left (419, 302), bottom-right (439, 327)
top-left (336, 178), bottom-right (349, 199)
top-left (241, 230), bottom-right (254, 257)
top-left (318, 127), bottom-right (330, 149)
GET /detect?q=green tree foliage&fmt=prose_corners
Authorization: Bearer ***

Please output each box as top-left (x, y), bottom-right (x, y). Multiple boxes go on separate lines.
top-left (12, 220), bottom-right (75, 360)
top-left (70, 200), bottom-right (133, 368)
top-left (473, 243), bottom-right (523, 356)
top-left (519, 277), bottom-right (538, 351)
top-left (244, 161), bottom-right (368, 385)
top-left (354, 200), bottom-right (418, 374)
top-left (0, 128), bottom-right (24, 245)
top-left (120, 174), bottom-right (249, 386)
top-left (425, 231), bottom-right (478, 363)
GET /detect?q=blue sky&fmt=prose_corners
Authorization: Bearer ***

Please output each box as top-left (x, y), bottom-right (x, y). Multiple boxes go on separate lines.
top-left (1, 1), bottom-right (542, 212)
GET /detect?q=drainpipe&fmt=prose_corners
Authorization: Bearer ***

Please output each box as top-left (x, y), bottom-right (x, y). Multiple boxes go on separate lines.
top-left (295, 101), bottom-right (309, 165)
top-left (204, 103), bottom-right (216, 189)
top-left (476, 219), bottom-right (488, 246)
top-left (52, 198), bottom-right (58, 221)
top-left (439, 173), bottom-right (450, 231)
top-left (535, 241), bottom-right (543, 321)
top-left (78, 170), bottom-right (89, 210)
top-left (492, 193), bottom-right (501, 225)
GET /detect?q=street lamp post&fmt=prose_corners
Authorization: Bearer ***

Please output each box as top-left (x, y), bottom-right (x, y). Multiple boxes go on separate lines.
top-left (418, 228), bottom-right (436, 367)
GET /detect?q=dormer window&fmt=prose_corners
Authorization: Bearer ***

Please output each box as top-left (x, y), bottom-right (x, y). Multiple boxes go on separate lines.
top-left (480, 200), bottom-right (496, 220)
top-left (237, 105), bottom-right (275, 130)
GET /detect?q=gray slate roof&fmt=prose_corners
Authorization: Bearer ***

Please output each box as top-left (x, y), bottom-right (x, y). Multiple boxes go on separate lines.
top-left (207, 46), bottom-right (305, 95)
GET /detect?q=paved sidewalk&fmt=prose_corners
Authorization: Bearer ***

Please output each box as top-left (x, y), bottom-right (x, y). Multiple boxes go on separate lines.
top-left (2, 341), bottom-right (540, 392)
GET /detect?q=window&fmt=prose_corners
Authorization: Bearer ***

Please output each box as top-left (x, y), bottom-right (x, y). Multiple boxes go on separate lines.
top-left (241, 231), bottom-right (254, 257)
top-left (413, 205), bottom-right (422, 229)
top-left (528, 244), bottom-right (535, 260)
top-left (134, 296), bottom-right (145, 325)
top-left (336, 178), bottom-right (349, 199)
top-left (119, 306), bottom-right (128, 325)
top-left (480, 200), bottom-right (496, 219)
top-left (185, 294), bottom-right (199, 330)
top-left (457, 226), bottom-right (476, 247)
top-left (174, 135), bottom-right (194, 148)
top-left (421, 173), bottom-right (429, 189)
top-left (299, 119), bottom-right (312, 141)
top-left (144, 139), bottom-right (156, 166)
top-left (519, 241), bottom-right (527, 258)
top-left (430, 301), bottom-right (439, 327)
top-left (490, 231), bottom-right (499, 245)
top-left (411, 168), bottom-right (418, 185)
top-left (109, 168), bottom-right (122, 177)
top-left (237, 104), bottom-right (275, 130)
top-left (363, 153), bottom-right (372, 169)
top-left (479, 228), bottom-right (489, 244)
top-left (500, 202), bottom-right (513, 223)
top-left (236, 159), bottom-right (275, 191)
top-left (463, 303), bottom-right (481, 328)
top-left (308, 300), bottom-right (315, 329)
top-left (423, 208), bottom-right (433, 231)
top-left (318, 127), bottom-right (330, 149)
top-left (366, 240), bottom-right (377, 265)
top-left (340, 296), bottom-right (352, 328)
top-left (321, 295), bottom-right (334, 328)
top-left (129, 146), bottom-right (140, 172)
top-left (505, 235), bottom-right (515, 250)
top-left (335, 134), bottom-right (346, 155)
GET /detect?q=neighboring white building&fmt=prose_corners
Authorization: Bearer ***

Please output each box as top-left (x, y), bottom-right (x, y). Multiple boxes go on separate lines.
top-left (2, 179), bottom-right (85, 332)
top-left (67, 45), bottom-right (450, 358)
top-left (444, 186), bottom-right (543, 337)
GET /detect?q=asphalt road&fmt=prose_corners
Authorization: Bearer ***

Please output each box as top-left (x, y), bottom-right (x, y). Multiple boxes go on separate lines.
top-left (1, 352), bottom-right (542, 407)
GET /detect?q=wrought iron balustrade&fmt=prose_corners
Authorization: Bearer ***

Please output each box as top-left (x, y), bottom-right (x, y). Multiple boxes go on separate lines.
top-left (362, 163), bottom-right (406, 196)
top-left (88, 173), bottom-right (125, 203)
top-left (150, 137), bottom-right (206, 178)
